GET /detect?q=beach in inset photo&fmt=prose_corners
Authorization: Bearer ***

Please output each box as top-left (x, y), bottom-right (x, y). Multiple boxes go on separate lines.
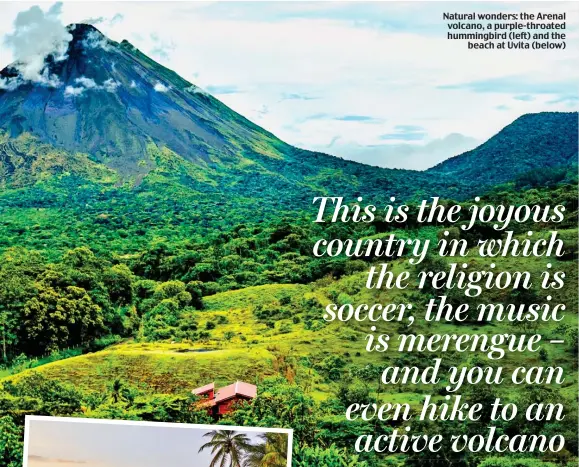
top-left (25, 416), bottom-right (292, 467)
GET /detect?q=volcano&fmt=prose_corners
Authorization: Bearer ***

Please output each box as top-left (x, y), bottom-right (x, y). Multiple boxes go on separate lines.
top-left (0, 24), bottom-right (285, 178)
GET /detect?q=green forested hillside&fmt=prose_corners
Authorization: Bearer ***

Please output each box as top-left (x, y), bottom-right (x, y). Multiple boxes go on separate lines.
top-left (428, 112), bottom-right (578, 186)
top-left (0, 179), bottom-right (576, 467)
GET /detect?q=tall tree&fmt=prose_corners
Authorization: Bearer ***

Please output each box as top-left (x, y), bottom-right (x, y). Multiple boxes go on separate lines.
top-left (198, 430), bottom-right (251, 467)
top-left (22, 283), bottom-right (104, 355)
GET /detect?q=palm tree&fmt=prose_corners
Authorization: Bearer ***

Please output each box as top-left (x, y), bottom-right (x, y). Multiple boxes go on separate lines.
top-left (243, 432), bottom-right (288, 467)
top-left (199, 430), bottom-right (251, 467)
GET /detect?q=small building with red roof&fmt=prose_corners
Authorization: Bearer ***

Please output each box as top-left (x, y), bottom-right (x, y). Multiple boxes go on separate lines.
top-left (192, 381), bottom-right (257, 418)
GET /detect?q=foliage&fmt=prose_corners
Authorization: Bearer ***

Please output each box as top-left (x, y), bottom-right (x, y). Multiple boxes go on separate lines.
top-left (0, 416), bottom-right (23, 467)
top-left (244, 432), bottom-right (289, 467)
top-left (198, 430), bottom-right (251, 467)
top-left (293, 444), bottom-right (370, 467)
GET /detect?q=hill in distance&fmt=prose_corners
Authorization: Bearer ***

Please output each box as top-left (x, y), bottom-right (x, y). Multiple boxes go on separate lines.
top-left (428, 111), bottom-right (578, 186)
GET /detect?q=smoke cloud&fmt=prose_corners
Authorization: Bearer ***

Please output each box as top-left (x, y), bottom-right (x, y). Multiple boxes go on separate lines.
top-left (153, 82), bottom-right (169, 93)
top-left (82, 29), bottom-right (111, 51)
top-left (3, 2), bottom-right (72, 87)
top-left (64, 77), bottom-right (120, 97)
top-left (185, 85), bottom-right (209, 96)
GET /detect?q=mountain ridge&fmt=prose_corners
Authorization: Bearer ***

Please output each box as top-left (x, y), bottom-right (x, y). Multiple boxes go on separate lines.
top-left (0, 23), bottom-right (576, 201)
top-left (428, 111), bottom-right (578, 185)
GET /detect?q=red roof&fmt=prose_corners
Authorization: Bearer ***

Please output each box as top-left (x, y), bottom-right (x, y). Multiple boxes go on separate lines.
top-left (215, 381), bottom-right (257, 403)
top-left (192, 381), bottom-right (257, 407)
top-left (193, 382), bottom-right (215, 396)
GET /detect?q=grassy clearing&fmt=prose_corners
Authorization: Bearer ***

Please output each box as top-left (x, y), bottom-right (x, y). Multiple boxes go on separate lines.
top-left (11, 344), bottom-right (275, 394)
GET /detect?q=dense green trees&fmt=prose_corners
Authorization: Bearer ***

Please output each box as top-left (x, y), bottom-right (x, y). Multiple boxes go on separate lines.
top-left (244, 432), bottom-right (289, 467)
top-left (293, 444), bottom-right (369, 467)
top-left (0, 180), bottom-right (574, 361)
top-left (0, 248), bottom-right (118, 357)
top-left (0, 249), bottom-right (207, 357)
top-left (0, 159), bottom-right (574, 467)
top-left (0, 416), bottom-right (23, 467)
top-left (23, 283), bottom-right (103, 354)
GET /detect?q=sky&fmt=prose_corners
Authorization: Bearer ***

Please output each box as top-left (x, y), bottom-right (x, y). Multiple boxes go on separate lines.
top-left (0, 1), bottom-right (578, 170)
top-left (26, 418), bottom-right (285, 467)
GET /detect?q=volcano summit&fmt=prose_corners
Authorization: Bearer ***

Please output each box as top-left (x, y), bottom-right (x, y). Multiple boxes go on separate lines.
top-left (0, 24), bottom-right (282, 177)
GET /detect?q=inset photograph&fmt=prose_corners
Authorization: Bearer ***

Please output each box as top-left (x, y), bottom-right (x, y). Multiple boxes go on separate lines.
top-left (24, 416), bottom-right (292, 467)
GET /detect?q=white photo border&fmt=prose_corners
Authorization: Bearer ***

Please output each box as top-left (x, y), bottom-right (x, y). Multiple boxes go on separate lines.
top-left (23, 415), bottom-right (294, 467)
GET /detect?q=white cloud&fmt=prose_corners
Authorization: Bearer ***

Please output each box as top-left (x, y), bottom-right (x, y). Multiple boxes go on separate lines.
top-left (82, 28), bottom-right (111, 51)
top-left (75, 76), bottom-right (97, 89)
top-left (64, 85), bottom-right (84, 97)
top-left (185, 84), bottom-right (209, 96)
top-left (63, 76), bottom-right (120, 97)
top-left (103, 78), bottom-right (120, 92)
top-left (314, 133), bottom-right (480, 170)
top-left (0, 76), bottom-right (21, 91)
top-left (153, 82), bottom-right (169, 93)
top-left (2, 3), bottom-right (71, 87)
